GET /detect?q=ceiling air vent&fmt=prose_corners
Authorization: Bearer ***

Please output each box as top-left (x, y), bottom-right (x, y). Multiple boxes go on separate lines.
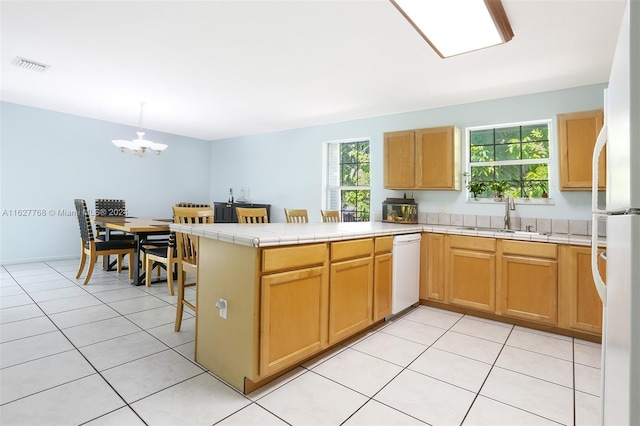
top-left (13, 56), bottom-right (50, 72)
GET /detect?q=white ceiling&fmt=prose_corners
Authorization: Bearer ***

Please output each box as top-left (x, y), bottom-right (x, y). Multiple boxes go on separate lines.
top-left (0, 0), bottom-right (626, 141)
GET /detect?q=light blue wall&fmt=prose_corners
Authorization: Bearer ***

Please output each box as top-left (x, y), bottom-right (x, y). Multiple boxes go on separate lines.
top-left (0, 83), bottom-right (607, 263)
top-left (0, 102), bottom-right (211, 264)
top-left (210, 84), bottom-right (607, 223)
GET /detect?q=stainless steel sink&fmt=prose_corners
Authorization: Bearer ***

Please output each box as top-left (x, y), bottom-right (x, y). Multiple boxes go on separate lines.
top-left (456, 226), bottom-right (550, 236)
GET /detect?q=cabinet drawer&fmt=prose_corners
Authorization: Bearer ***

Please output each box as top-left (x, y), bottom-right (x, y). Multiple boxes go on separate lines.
top-left (375, 236), bottom-right (393, 254)
top-left (501, 240), bottom-right (557, 259)
top-left (331, 239), bottom-right (373, 262)
top-left (262, 243), bottom-right (327, 273)
top-left (449, 235), bottom-right (496, 252)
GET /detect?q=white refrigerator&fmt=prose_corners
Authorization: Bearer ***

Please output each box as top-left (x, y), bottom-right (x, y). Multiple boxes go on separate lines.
top-left (591, 1), bottom-right (640, 424)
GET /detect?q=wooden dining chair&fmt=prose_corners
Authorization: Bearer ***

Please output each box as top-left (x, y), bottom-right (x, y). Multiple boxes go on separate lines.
top-left (141, 202), bottom-right (211, 292)
top-left (172, 206), bottom-right (214, 331)
top-left (321, 209), bottom-right (341, 222)
top-left (284, 208), bottom-right (309, 223)
top-left (236, 207), bottom-right (269, 223)
top-left (74, 199), bottom-right (135, 285)
top-left (144, 232), bottom-right (178, 295)
top-left (94, 198), bottom-right (128, 240)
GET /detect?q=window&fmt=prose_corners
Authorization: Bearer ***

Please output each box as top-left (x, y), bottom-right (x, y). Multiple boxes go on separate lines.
top-left (326, 139), bottom-right (370, 221)
top-left (467, 120), bottom-right (551, 199)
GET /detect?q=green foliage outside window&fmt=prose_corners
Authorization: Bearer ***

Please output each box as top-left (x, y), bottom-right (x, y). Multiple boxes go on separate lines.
top-left (469, 124), bottom-right (550, 199)
top-left (335, 141), bottom-right (370, 221)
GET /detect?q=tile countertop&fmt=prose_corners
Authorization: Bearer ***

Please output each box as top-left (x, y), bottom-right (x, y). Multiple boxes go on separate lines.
top-left (170, 222), bottom-right (605, 248)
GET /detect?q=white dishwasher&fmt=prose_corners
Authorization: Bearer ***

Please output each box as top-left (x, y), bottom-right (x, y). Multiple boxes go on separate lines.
top-left (391, 233), bottom-right (422, 315)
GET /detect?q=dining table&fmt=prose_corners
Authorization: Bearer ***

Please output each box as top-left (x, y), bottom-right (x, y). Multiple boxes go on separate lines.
top-left (94, 216), bottom-right (172, 286)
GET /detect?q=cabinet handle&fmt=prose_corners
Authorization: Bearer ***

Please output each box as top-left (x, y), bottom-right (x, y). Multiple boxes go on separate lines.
top-left (600, 251), bottom-right (607, 261)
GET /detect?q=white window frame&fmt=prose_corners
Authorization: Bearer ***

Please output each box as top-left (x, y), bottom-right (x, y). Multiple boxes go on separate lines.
top-left (465, 119), bottom-right (554, 205)
top-left (323, 137), bottom-right (371, 221)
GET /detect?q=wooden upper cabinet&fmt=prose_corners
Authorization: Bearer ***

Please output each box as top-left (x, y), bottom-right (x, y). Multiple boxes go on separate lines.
top-left (557, 110), bottom-right (605, 190)
top-left (384, 130), bottom-right (415, 189)
top-left (384, 126), bottom-right (461, 190)
top-left (415, 126), bottom-right (461, 190)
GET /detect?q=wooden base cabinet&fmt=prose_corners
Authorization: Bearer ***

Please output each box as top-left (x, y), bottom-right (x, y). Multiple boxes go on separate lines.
top-left (329, 239), bottom-right (374, 344)
top-left (373, 236), bottom-right (393, 321)
top-left (259, 243), bottom-right (329, 376)
top-left (447, 236), bottom-right (496, 312)
top-left (420, 232), bottom-right (446, 301)
top-left (418, 233), bottom-right (603, 341)
top-left (196, 234), bottom-right (416, 394)
top-left (260, 266), bottom-right (328, 375)
top-left (498, 241), bottom-right (558, 325)
top-left (560, 245), bottom-right (605, 334)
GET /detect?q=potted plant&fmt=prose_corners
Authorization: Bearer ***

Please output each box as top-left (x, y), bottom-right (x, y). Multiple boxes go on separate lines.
top-left (466, 180), bottom-right (487, 200)
top-left (527, 180), bottom-right (549, 198)
top-left (490, 181), bottom-right (508, 201)
top-left (539, 181), bottom-right (549, 198)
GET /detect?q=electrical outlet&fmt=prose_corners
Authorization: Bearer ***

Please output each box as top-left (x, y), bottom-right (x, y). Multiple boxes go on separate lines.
top-left (215, 298), bottom-right (228, 319)
top-left (439, 204), bottom-right (447, 213)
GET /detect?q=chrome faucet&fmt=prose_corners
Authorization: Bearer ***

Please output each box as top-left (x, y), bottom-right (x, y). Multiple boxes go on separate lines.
top-left (504, 194), bottom-right (516, 229)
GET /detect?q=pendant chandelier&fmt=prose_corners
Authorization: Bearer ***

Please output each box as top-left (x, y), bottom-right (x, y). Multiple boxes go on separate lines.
top-left (112, 103), bottom-right (167, 156)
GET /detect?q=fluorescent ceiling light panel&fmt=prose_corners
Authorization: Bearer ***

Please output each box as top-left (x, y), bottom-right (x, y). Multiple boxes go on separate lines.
top-left (391, 0), bottom-right (513, 58)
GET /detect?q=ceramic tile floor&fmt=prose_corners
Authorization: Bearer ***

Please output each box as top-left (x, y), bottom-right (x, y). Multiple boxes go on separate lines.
top-left (0, 259), bottom-right (602, 425)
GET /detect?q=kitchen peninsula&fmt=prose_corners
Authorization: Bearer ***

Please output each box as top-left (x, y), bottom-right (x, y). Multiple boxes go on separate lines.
top-left (170, 222), bottom-right (421, 393)
top-left (171, 221), bottom-right (606, 393)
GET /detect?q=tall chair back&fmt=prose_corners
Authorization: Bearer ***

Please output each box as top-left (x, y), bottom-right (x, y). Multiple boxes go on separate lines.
top-left (74, 199), bottom-right (134, 284)
top-left (75, 199), bottom-right (96, 243)
top-left (95, 199), bottom-right (126, 218)
top-left (176, 202), bottom-right (211, 208)
top-left (321, 209), bottom-right (341, 223)
top-left (236, 207), bottom-right (269, 223)
top-left (172, 206), bottom-right (214, 331)
top-left (94, 199), bottom-right (131, 271)
top-left (284, 208), bottom-right (309, 223)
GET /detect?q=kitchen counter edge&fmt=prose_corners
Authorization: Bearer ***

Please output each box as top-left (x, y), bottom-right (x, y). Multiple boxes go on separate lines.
top-left (169, 222), bottom-right (604, 248)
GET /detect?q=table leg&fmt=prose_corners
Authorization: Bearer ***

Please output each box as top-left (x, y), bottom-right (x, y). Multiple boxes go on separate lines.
top-left (103, 229), bottom-right (111, 271)
top-left (102, 229), bottom-right (124, 272)
top-left (130, 234), bottom-right (143, 286)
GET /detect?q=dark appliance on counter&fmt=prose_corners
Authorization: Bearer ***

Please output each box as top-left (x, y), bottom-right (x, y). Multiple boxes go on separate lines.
top-left (213, 202), bottom-right (271, 223)
top-left (382, 198), bottom-right (418, 224)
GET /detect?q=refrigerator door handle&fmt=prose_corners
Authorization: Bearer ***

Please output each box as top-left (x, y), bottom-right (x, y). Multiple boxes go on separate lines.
top-left (592, 123), bottom-right (607, 214)
top-left (591, 220), bottom-right (607, 305)
top-left (591, 122), bottom-right (608, 305)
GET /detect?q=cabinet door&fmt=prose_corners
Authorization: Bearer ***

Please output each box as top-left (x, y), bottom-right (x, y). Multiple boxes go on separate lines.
top-left (448, 249), bottom-right (495, 312)
top-left (558, 110), bottom-right (605, 190)
top-left (260, 266), bottom-right (328, 376)
top-left (415, 126), bottom-right (461, 190)
top-left (499, 255), bottom-right (558, 324)
top-left (329, 257), bottom-right (373, 343)
top-left (568, 246), bottom-right (604, 333)
top-left (373, 252), bottom-right (392, 321)
top-left (421, 233), bottom-right (446, 301)
top-left (384, 131), bottom-right (415, 189)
